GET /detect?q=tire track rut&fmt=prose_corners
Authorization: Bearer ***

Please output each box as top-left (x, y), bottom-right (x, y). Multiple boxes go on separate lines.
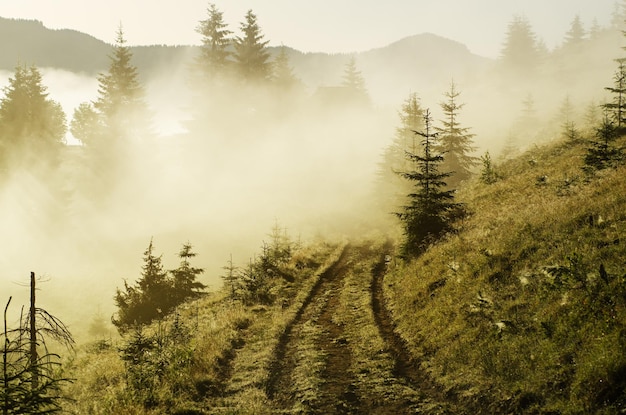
top-left (371, 242), bottom-right (456, 413)
top-left (266, 245), bottom-right (360, 412)
top-left (265, 241), bottom-right (457, 414)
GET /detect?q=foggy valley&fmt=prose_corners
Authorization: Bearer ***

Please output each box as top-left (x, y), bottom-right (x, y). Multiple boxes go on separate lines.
top-left (2, 2), bottom-right (626, 413)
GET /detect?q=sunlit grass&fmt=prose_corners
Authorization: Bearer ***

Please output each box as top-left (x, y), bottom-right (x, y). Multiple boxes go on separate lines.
top-left (59, 129), bottom-right (626, 413)
top-left (385, 134), bottom-right (626, 412)
top-left (213, 241), bottom-right (346, 413)
top-left (62, 239), bottom-right (343, 414)
top-left (335, 241), bottom-right (428, 411)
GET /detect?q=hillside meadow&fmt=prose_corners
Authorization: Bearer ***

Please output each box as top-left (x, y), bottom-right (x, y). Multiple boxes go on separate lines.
top-left (385, 132), bottom-right (626, 413)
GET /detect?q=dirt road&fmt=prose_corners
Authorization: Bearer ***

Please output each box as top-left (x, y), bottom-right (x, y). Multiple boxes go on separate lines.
top-left (263, 242), bottom-right (452, 414)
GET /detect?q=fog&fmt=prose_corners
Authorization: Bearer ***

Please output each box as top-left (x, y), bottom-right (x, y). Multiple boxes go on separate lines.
top-left (0, 66), bottom-right (392, 338)
top-left (0, 25), bottom-right (621, 341)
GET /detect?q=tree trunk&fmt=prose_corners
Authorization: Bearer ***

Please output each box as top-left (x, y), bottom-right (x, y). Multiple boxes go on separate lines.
top-left (3, 297), bottom-right (11, 415)
top-left (30, 272), bottom-right (38, 390)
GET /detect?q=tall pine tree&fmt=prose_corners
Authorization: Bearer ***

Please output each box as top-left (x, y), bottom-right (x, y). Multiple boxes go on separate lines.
top-left (602, 58), bottom-right (626, 128)
top-left (272, 46), bottom-right (299, 90)
top-left (562, 15), bottom-right (586, 51)
top-left (499, 15), bottom-right (542, 76)
top-left (93, 26), bottom-right (148, 143)
top-left (341, 56), bottom-right (369, 106)
top-left (396, 109), bottom-right (459, 258)
top-left (435, 81), bottom-right (478, 186)
top-left (72, 26), bottom-right (151, 199)
top-left (0, 64), bottom-right (66, 173)
top-left (70, 27), bottom-right (148, 152)
top-left (195, 3), bottom-right (233, 84)
top-left (376, 93), bottom-right (425, 218)
top-left (234, 10), bottom-right (271, 83)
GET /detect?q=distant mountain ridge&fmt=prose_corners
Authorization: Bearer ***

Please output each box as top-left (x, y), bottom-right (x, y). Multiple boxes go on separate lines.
top-left (0, 17), bottom-right (196, 75)
top-left (0, 16), bottom-right (492, 105)
top-left (0, 17), bottom-right (110, 72)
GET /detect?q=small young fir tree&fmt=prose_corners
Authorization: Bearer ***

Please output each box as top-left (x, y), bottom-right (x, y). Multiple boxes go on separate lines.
top-left (584, 114), bottom-right (623, 172)
top-left (480, 151), bottom-right (498, 184)
top-left (169, 243), bottom-right (206, 306)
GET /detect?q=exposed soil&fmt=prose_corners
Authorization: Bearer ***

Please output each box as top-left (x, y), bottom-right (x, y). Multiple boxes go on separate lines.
top-left (370, 243), bottom-right (424, 382)
top-left (370, 241), bottom-right (458, 414)
top-left (262, 241), bottom-right (460, 414)
top-left (266, 245), bottom-right (360, 412)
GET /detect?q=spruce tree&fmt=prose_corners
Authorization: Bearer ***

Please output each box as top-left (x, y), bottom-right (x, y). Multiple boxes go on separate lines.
top-left (188, 5), bottom-right (237, 141)
top-left (520, 93), bottom-right (538, 122)
top-left (480, 151), bottom-right (498, 184)
top-left (377, 93), bottom-right (425, 217)
top-left (136, 239), bottom-right (171, 314)
top-left (584, 114), bottom-right (622, 171)
top-left (499, 15), bottom-right (542, 76)
top-left (93, 27), bottom-right (147, 142)
top-left (113, 239), bottom-right (172, 331)
top-left (234, 10), bottom-right (271, 83)
top-left (270, 46), bottom-right (302, 114)
top-left (602, 58), bottom-right (626, 128)
top-left (0, 64), bottom-right (66, 172)
top-left (396, 109), bottom-right (459, 258)
top-left (558, 95), bottom-right (581, 143)
top-left (562, 15), bottom-right (586, 51)
top-left (585, 100), bottom-right (601, 129)
top-left (195, 3), bottom-right (233, 83)
top-left (435, 82), bottom-right (478, 186)
top-left (272, 46), bottom-right (299, 90)
top-left (508, 93), bottom-right (539, 152)
top-left (611, 1), bottom-right (626, 30)
top-left (73, 26), bottom-right (150, 199)
top-left (169, 243), bottom-right (206, 305)
top-left (341, 56), bottom-right (369, 105)
top-left (221, 254), bottom-right (240, 301)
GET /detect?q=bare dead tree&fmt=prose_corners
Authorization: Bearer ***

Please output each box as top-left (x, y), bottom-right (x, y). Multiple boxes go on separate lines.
top-left (1, 273), bottom-right (74, 414)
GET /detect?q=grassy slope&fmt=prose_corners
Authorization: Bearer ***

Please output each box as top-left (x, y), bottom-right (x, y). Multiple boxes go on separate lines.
top-left (386, 135), bottom-right (626, 413)
top-left (62, 133), bottom-right (626, 414)
top-left (63, 239), bottom-right (344, 414)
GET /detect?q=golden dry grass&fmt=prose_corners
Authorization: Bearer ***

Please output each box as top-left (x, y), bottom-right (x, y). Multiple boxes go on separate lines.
top-left (62, 239), bottom-right (343, 414)
top-left (385, 135), bottom-right (626, 413)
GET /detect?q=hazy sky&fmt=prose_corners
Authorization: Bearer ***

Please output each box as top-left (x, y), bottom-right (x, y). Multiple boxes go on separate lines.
top-left (0, 1), bottom-right (618, 57)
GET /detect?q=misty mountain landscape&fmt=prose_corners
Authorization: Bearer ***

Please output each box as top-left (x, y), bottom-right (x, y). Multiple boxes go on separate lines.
top-left (2, 4), bottom-right (626, 414)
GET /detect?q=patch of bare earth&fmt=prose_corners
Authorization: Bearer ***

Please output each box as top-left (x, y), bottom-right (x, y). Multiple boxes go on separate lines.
top-left (267, 245), bottom-right (361, 413)
top-left (265, 241), bottom-right (464, 414)
top-left (370, 243), bottom-right (457, 414)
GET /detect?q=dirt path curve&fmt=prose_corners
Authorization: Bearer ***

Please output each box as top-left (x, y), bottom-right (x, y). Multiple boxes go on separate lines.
top-left (264, 241), bottom-right (461, 414)
top-left (370, 242), bottom-right (423, 381)
top-left (370, 241), bottom-right (457, 413)
top-left (266, 244), bottom-right (361, 413)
